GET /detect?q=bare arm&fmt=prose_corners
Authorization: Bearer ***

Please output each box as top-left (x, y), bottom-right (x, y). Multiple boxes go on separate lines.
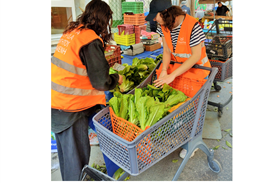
top-left (171, 42), bottom-right (202, 78)
top-left (154, 42), bottom-right (202, 87)
top-left (161, 37), bottom-right (171, 71)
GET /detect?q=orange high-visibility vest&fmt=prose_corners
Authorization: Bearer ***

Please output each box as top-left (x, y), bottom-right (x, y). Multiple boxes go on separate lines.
top-left (157, 14), bottom-right (211, 97)
top-left (51, 26), bottom-right (106, 112)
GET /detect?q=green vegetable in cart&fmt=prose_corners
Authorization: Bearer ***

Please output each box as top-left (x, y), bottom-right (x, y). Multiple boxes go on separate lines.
top-left (119, 75), bottom-right (135, 93)
top-left (136, 96), bottom-right (151, 130)
top-left (109, 67), bottom-right (118, 74)
top-left (137, 64), bottom-right (148, 71)
top-left (164, 90), bottom-right (187, 108)
top-left (145, 103), bottom-right (165, 128)
top-left (118, 94), bottom-right (131, 120)
top-left (109, 97), bottom-right (120, 116)
top-left (128, 95), bottom-right (138, 125)
top-left (226, 141), bottom-right (232, 148)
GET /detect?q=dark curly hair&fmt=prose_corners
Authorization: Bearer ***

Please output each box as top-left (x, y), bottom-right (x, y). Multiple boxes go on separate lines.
top-left (63, 0), bottom-right (113, 47)
top-left (160, 6), bottom-right (186, 32)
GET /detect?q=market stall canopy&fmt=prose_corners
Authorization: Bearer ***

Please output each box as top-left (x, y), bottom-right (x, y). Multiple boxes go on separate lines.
top-left (198, 0), bottom-right (232, 4)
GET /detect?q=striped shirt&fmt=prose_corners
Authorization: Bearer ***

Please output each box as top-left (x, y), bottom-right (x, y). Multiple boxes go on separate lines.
top-left (156, 21), bottom-right (206, 51)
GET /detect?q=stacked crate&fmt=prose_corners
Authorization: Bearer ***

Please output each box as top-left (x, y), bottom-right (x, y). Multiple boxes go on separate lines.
top-left (140, 30), bottom-right (161, 51)
top-left (114, 24), bottom-right (136, 46)
top-left (114, 2), bottom-right (146, 46)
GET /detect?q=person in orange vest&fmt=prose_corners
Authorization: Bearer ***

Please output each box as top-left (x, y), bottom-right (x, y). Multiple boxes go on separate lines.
top-left (51, 0), bottom-right (123, 180)
top-left (145, 0), bottom-right (211, 158)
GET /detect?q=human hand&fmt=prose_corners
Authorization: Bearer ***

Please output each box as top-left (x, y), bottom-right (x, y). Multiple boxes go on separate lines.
top-left (118, 74), bottom-right (123, 85)
top-left (153, 73), bottom-right (176, 88)
top-left (159, 70), bottom-right (168, 79)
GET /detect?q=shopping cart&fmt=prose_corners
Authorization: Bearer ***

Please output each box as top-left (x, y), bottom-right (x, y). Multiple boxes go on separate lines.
top-left (90, 61), bottom-right (221, 181)
top-left (204, 19), bottom-right (233, 117)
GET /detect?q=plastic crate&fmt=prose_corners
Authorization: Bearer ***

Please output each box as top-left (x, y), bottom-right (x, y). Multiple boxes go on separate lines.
top-left (117, 24), bottom-right (134, 35)
top-left (105, 45), bottom-right (121, 67)
top-left (205, 35), bottom-right (232, 60)
top-left (209, 57), bottom-right (232, 82)
top-left (141, 30), bottom-right (160, 40)
top-left (144, 42), bottom-right (161, 52)
top-left (122, 2), bottom-right (143, 14)
top-left (114, 32), bottom-right (135, 46)
top-left (124, 13), bottom-right (146, 26)
top-left (135, 25), bottom-right (146, 43)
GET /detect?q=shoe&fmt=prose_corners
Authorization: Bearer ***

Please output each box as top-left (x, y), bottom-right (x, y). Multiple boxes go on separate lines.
top-left (179, 148), bottom-right (199, 159)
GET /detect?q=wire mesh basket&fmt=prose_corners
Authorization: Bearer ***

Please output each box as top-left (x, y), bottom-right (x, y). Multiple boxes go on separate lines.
top-left (209, 57), bottom-right (232, 82)
top-left (93, 62), bottom-right (218, 175)
top-left (205, 35), bottom-right (232, 60)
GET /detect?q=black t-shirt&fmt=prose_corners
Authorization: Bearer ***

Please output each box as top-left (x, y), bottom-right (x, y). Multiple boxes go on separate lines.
top-left (216, 5), bottom-right (230, 16)
top-left (51, 39), bottom-right (119, 133)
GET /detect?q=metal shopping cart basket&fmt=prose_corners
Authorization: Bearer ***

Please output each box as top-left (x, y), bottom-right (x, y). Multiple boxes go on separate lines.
top-left (91, 61), bottom-right (221, 181)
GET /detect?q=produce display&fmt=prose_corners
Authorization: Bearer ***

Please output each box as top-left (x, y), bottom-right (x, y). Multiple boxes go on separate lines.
top-left (109, 54), bottom-right (163, 93)
top-left (109, 83), bottom-right (188, 130)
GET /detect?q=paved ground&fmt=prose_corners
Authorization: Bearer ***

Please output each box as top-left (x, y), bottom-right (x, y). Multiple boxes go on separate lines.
top-left (51, 78), bottom-right (233, 181)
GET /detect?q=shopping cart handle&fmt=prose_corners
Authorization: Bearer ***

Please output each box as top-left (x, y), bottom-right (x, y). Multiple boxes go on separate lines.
top-left (192, 64), bottom-right (213, 72)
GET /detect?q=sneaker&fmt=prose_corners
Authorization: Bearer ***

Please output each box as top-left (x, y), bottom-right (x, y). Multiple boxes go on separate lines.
top-left (179, 148), bottom-right (199, 159)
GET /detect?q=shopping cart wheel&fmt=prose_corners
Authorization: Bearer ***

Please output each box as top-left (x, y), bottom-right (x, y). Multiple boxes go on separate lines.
top-left (208, 159), bottom-right (222, 173)
top-left (214, 85), bottom-right (221, 91)
top-left (213, 82), bottom-right (221, 91)
top-left (218, 109), bottom-right (223, 117)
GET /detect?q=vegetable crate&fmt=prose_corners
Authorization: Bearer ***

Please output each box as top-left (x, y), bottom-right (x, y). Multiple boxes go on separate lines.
top-left (105, 45), bottom-right (121, 67)
top-left (114, 32), bottom-right (135, 46)
top-left (124, 13), bottom-right (146, 26)
top-left (117, 24), bottom-right (134, 35)
top-left (205, 35), bottom-right (232, 60)
top-left (135, 25), bottom-right (147, 44)
top-left (121, 2), bottom-right (143, 14)
top-left (93, 62), bottom-right (221, 180)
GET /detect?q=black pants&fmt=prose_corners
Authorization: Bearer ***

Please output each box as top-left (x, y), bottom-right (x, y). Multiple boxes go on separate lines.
top-left (55, 115), bottom-right (90, 181)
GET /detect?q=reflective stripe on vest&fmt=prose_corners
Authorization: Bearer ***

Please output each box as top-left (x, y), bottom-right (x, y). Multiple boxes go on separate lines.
top-left (172, 53), bottom-right (208, 66)
top-left (51, 56), bottom-right (87, 76)
top-left (52, 81), bottom-right (104, 96)
top-left (172, 52), bottom-right (191, 58)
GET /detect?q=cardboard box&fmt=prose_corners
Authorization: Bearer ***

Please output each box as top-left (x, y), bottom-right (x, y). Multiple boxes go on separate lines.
top-left (144, 42), bottom-right (161, 51)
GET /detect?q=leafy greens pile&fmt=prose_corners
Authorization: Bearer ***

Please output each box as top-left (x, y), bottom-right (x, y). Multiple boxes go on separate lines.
top-left (109, 83), bottom-right (188, 130)
top-left (109, 55), bottom-right (162, 93)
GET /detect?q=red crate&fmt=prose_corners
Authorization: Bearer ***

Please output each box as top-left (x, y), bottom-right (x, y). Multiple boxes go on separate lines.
top-left (135, 25), bottom-right (146, 43)
top-left (117, 24), bottom-right (134, 35)
top-left (104, 45), bottom-right (121, 67)
top-left (124, 13), bottom-right (146, 25)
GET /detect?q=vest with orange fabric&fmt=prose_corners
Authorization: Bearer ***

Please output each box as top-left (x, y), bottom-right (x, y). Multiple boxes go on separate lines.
top-left (51, 26), bottom-right (106, 112)
top-left (157, 14), bottom-right (211, 98)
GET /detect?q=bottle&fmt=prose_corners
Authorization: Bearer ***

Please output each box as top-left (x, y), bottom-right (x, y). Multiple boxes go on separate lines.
top-left (204, 19), bottom-right (208, 29)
